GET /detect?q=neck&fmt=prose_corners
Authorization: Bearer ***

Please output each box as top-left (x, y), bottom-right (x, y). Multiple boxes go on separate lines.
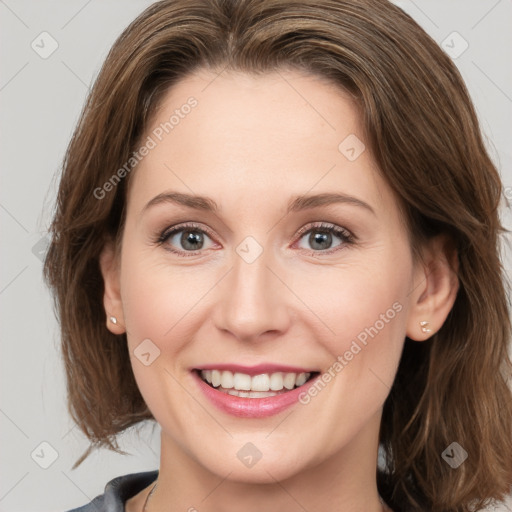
top-left (146, 410), bottom-right (387, 512)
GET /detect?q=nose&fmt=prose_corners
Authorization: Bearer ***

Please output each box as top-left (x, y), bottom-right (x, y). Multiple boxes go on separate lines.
top-left (212, 247), bottom-right (292, 343)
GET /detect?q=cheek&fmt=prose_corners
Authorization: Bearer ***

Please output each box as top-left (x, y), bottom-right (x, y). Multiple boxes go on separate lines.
top-left (120, 247), bottom-right (194, 347)
top-left (293, 262), bottom-right (410, 442)
top-left (118, 248), bottom-right (197, 422)
top-left (301, 251), bottom-right (411, 379)
top-left (118, 244), bottom-right (219, 401)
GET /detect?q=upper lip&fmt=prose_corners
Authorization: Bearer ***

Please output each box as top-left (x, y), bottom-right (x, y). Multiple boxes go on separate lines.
top-left (193, 363), bottom-right (319, 376)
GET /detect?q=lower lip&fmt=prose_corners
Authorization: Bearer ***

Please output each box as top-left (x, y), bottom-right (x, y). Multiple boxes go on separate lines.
top-left (192, 371), bottom-right (320, 418)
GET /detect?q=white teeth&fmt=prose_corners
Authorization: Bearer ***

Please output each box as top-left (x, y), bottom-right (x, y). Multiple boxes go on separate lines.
top-left (227, 389), bottom-right (278, 398)
top-left (269, 372), bottom-right (284, 391)
top-left (233, 372), bottom-right (252, 390)
top-left (251, 374), bottom-right (270, 391)
top-left (211, 370), bottom-right (221, 387)
top-left (220, 371), bottom-right (234, 388)
top-left (295, 372), bottom-right (308, 386)
top-left (199, 369), bottom-right (312, 392)
top-left (283, 372), bottom-right (296, 390)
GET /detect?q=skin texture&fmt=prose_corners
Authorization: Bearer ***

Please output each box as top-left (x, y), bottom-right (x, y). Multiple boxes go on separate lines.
top-left (100, 68), bottom-right (459, 512)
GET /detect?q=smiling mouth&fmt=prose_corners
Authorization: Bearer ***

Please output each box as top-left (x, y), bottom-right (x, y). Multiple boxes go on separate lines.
top-left (194, 369), bottom-right (320, 398)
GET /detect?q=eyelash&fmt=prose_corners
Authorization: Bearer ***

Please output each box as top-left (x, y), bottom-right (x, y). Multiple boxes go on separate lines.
top-left (155, 221), bottom-right (356, 258)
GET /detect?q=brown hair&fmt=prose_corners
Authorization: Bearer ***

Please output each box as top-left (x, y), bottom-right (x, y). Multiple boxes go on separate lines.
top-left (43, 0), bottom-right (512, 510)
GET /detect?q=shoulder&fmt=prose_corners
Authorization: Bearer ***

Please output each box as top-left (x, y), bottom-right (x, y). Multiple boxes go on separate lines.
top-left (64, 470), bottom-right (159, 512)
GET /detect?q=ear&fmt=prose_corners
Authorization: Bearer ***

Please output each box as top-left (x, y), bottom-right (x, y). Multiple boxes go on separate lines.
top-left (406, 233), bottom-right (459, 341)
top-left (98, 238), bottom-right (126, 334)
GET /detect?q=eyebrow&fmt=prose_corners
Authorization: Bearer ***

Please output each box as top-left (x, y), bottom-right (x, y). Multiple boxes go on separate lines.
top-left (141, 191), bottom-right (376, 217)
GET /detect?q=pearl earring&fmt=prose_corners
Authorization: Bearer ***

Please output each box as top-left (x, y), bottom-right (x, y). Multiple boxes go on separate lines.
top-left (109, 316), bottom-right (118, 325)
top-left (420, 320), bottom-right (431, 333)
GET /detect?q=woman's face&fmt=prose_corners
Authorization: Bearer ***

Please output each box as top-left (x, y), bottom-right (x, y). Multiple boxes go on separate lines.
top-left (107, 68), bottom-right (423, 482)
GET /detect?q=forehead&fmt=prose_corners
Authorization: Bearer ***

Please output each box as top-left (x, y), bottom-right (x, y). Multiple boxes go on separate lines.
top-left (127, 68), bottom-right (391, 218)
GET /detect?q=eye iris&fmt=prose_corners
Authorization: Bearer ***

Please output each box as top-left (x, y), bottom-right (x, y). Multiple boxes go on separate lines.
top-left (310, 231), bottom-right (331, 250)
top-left (181, 230), bottom-right (203, 250)
top-left (167, 226), bottom-right (344, 253)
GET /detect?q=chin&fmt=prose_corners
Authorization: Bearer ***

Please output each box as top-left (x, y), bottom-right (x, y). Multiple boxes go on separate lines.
top-left (195, 445), bottom-right (312, 485)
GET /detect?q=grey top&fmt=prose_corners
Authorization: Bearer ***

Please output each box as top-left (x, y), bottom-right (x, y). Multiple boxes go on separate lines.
top-left (65, 470), bottom-right (159, 512)
top-left (64, 469), bottom-right (397, 511)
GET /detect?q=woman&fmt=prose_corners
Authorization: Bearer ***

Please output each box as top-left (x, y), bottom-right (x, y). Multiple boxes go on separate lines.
top-left (43, 0), bottom-right (512, 511)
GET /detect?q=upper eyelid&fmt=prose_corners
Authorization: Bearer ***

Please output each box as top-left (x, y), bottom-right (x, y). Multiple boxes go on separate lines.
top-left (295, 222), bottom-right (353, 238)
top-left (161, 222), bottom-right (217, 241)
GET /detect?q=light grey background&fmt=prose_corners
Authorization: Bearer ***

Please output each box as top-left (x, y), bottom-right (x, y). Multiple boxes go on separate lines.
top-left (1, 1), bottom-right (511, 511)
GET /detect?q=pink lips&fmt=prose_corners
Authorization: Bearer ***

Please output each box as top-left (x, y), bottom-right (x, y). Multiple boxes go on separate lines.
top-left (192, 366), bottom-right (320, 418)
